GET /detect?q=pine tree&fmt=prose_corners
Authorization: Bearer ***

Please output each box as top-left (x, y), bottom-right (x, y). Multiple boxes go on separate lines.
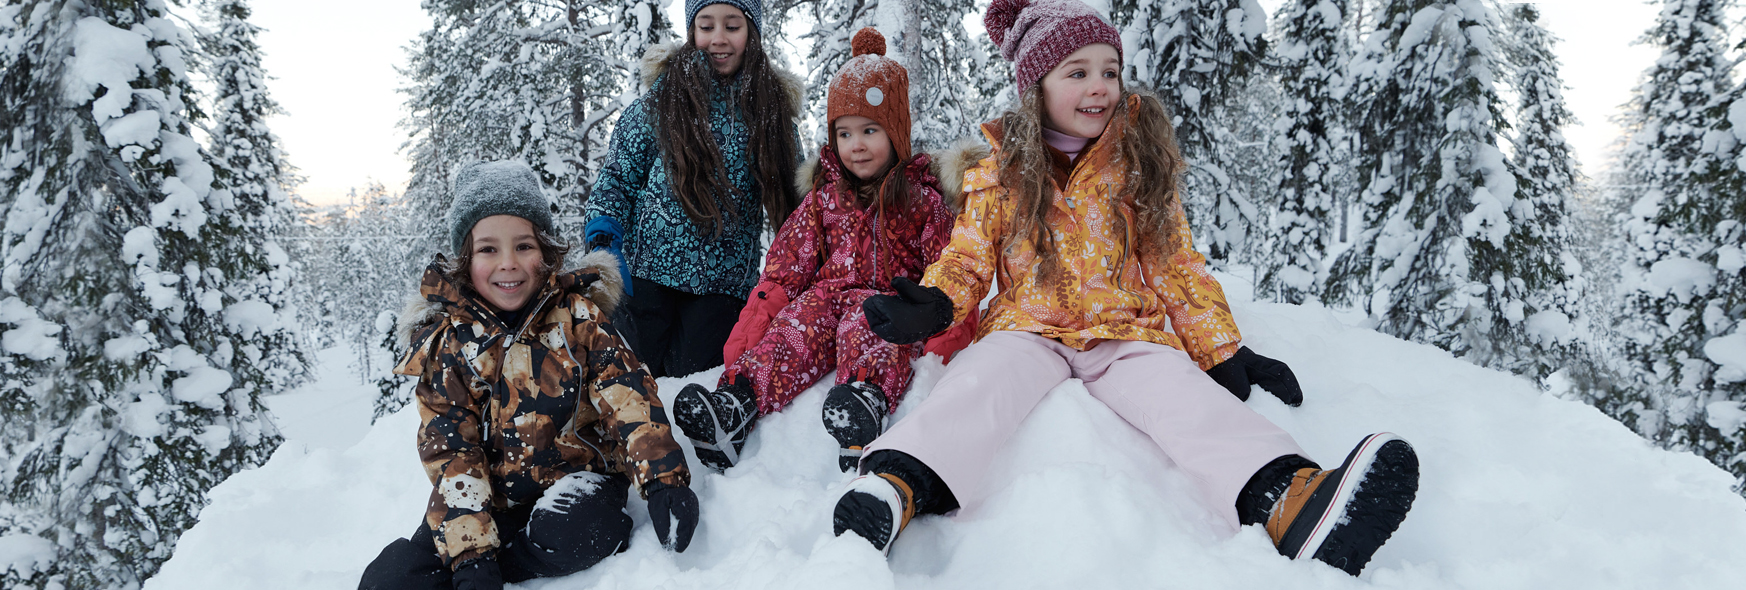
top-left (898, 0), bottom-right (1007, 151)
top-left (1113, 0), bottom-right (1271, 263)
top-left (1615, 0), bottom-right (1744, 491)
top-left (777, 0), bottom-right (877, 144)
top-left (1256, 0), bottom-right (1350, 304)
top-left (1325, 0), bottom-right (1520, 355)
top-left (0, 0), bottom-right (292, 585)
top-left (1482, 3), bottom-right (1586, 379)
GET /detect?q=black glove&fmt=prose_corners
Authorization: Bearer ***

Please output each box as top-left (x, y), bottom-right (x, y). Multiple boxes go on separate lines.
top-left (647, 486), bottom-right (699, 552)
top-left (450, 557), bottom-right (503, 590)
top-left (1205, 346), bottom-right (1303, 407)
top-left (586, 231), bottom-right (613, 251)
top-left (862, 277), bottom-right (954, 345)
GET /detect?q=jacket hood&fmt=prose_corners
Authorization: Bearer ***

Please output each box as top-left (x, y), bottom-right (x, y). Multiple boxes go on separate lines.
top-left (937, 137), bottom-right (991, 212)
top-left (395, 249), bottom-right (626, 351)
top-left (638, 42), bottom-right (804, 111)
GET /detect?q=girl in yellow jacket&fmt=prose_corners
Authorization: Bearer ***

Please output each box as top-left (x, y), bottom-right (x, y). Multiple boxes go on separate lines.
top-left (829, 0), bottom-right (1421, 577)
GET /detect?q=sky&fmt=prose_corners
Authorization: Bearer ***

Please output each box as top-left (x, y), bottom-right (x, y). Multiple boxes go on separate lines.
top-left (252, 0), bottom-right (1661, 206)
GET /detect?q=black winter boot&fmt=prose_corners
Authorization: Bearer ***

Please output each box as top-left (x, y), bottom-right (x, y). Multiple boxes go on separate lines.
top-left (822, 382), bottom-right (888, 472)
top-left (672, 377), bottom-right (759, 471)
top-left (1264, 432), bottom-right (1419, 575)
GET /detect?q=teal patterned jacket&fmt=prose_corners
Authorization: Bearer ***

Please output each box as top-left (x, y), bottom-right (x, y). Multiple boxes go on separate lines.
top-left (584, 45), bottom-right (803, 298)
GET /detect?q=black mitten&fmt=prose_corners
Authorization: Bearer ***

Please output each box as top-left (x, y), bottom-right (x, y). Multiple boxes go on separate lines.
top-left (647, 486), bottom-right (699, 552)
top-left (450, 557), bottom-right (503, 590)
top-left (1205, 346), bottom-right (1304, 407)
top-left (862, 277), bottom-right (954, 345)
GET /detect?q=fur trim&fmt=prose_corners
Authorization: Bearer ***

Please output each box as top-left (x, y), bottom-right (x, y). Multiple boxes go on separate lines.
top-left (774, 66), bottom-right (805, 120)
top-left (395, 292), bottom-right (443, 353)
top-left (795, 151), bottom-right (822, 196)
top-left (638, 42), bottom-right (684, 90)
top-left (938, 137), bottom-right (991, 212)
top-left (568, 249), bottom-right (625, 317)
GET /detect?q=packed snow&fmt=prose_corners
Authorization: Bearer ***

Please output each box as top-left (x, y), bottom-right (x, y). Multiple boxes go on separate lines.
top-left (141, 271), bottom-right (1746, 589)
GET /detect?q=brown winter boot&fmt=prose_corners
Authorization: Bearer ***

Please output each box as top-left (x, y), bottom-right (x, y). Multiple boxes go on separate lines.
top-left (1266, 432), bottom-right (1420, 575)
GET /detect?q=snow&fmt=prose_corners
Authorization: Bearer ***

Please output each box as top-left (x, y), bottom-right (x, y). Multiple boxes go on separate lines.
top-left (1704, 332), bottom-right (1746, 383)
top-left (142, 272), bottom-right (1746, 590)
top-left (171, 366), bottom-right (234, 410)
top-left (0, 297), bottom-right (64, 361)
top-left (1644, 256), bottom-right (1716, 303)
top-left (67, 17), bottom-right (156, 123)
top-left (224, 300), bottom-right (282, 339)
top-left (0, 533), bottom-right (56, 578)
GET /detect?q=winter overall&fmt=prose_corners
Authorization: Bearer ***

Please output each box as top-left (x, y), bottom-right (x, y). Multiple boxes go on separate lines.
top-left (721, 147), bottom-right (955, 414)
top-left (863, 109), bottom-right (1307, 528)
top-left (582, 44), bottom-right (803, 378)
top-left (359, 253), bottom-right (690, 588)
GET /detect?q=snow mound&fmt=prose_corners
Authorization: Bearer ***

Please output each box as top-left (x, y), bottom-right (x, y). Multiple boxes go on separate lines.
top-left (144, 277), bottom-right (1746, 590)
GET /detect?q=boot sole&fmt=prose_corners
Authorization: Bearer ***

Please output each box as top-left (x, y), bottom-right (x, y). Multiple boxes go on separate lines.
top-left (1297, 433), bottom-right (1419, 575)
top-left (833, 485), bottom-right (901, 554)
top-left (823, 385), bottom-right (885, 472)
top-left (672, 384), bottom-right (736, 471)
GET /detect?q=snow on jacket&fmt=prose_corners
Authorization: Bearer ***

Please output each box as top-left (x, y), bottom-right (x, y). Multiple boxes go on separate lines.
top-left (923, 94), bottom-right (1243, 370)
top-left (392, 250), bottom-right (690, 569)
top-left (582, 43), bottom-right (804, 298)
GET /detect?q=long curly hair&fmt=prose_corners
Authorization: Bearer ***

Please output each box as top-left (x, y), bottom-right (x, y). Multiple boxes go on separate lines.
top-left (652, 29), bottom-right (801, 237)
top-left (995, 85), bottom-right (1184, 282)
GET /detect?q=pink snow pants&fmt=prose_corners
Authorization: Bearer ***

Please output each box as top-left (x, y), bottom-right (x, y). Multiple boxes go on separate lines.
top-left (864, 331), bottom-right (1306, 529)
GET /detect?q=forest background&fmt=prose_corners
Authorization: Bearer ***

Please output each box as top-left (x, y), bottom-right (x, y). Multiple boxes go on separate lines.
top-left (2, 0), bottom-right (1744, 587)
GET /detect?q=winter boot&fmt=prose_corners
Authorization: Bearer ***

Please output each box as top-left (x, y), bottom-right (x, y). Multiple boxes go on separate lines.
top-left (832, 472), bottom-right (915, 555)
top-left (822, 382), bottom-right (889, 472)
top-left (672, 377), bottom-right (759, 471)
top-left (1266, 432), bottom-right (1419, 575)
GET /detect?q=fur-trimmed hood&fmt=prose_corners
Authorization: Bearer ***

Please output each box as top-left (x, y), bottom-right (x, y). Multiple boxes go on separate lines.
top-left (935, 137), bottom-right (992, 212)
top-left (637, 42), bottom-right (804, 112)
top-left (394, 249), bottom-right (626, 352)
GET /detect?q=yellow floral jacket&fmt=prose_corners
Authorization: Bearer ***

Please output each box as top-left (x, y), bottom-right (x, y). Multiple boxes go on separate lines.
top-left (923, 99), bottom-right (1242, 370)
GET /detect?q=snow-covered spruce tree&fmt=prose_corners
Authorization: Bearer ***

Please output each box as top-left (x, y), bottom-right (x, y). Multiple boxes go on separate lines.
top-left (1255, 0), bottom-right (1350, 304)
top-left (1325, 0), bottom-right (1522, 355)
top-left (1614, 0), bottom-right (1745, 490)
top-left (1112, 0), bottom-right (1270, 263)
top-left (774, 0), bottom-right (877, 144)
top-left (896, 0), bottom-right (1007, 151)
top-left (1480, 3), bottom-right (1586, 380)
top-left (0, 0), bottom-right (289, 586)
top-left (571, 0), bottom-right (673, 201)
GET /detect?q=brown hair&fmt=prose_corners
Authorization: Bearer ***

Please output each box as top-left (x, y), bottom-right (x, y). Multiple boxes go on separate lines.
top-left (995, 85), bottom-right (1183, 282)
top-left (652, 28), bottom-right (800, 237)
top-left (820, 136), bottom-right (917, 221)
top-left (442, 227), bottom-right (573, 296)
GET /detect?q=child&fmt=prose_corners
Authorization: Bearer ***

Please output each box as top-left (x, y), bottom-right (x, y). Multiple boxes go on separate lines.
top-left (831, 0), bottom-right (1420, 577)
top-left (359, 162), bottom-right (698, 590)
top-left (582, 0), bottom-right (803, 379)
top-left (671, 28), bottom-right (967, 473)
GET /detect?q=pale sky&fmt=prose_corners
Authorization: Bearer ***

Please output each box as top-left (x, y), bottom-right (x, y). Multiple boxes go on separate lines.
top-left (252, 0), bottom-right (1659, 206)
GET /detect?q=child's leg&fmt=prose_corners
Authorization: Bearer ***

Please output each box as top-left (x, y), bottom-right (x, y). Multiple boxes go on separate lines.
top-left (1074, 340), bottom-right (1306, 530)
top-left (618, 277), bottom-right (680, 377)
top-left (862, 331), bottom-right (1072, 501)
top-left (833, 290), bottom-right (920, 410)
top-left (666, 292), bottom-right (746, 378)
top-left (724, 288), bottom-right (839, 415)
top-left (496, 472), bottom-right (634, 582)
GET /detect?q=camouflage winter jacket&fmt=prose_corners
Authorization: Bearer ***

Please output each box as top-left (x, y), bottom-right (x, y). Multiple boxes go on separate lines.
top-left (392, 250), bottom-right (690, 569)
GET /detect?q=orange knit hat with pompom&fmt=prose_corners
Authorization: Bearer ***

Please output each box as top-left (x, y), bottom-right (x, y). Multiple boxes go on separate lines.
top-left (827, 28), bottom-right (913, 164)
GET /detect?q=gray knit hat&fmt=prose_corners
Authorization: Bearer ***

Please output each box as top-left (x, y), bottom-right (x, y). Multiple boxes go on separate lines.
top-left (686, 0), bottom-right (763, 34)
top-left (447, 160), bottom-right (554, 255)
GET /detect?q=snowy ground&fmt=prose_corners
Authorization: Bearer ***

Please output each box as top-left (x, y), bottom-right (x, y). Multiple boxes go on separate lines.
top-left (144, 272), bottom-right (1746, 589)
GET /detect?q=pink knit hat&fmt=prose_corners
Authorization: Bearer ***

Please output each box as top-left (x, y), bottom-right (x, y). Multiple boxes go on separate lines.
top-left (984, 0), bottom-right (1123, 92)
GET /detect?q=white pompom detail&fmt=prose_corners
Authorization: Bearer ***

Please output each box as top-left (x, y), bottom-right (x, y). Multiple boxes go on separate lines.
top-left (866, 87), bottom-right (884, 106)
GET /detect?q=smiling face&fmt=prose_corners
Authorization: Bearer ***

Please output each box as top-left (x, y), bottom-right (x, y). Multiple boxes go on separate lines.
top-left (692, 4), bottom-right (749, 76)
top-left (833, 115), bottom-right (896, 182)
top-left (1038, 43), bottom-right (1122, 139)
top-left (467, 215), bottom-right (546, 313)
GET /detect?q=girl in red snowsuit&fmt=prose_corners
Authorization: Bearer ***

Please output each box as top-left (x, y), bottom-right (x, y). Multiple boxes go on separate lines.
top-left (671, 28), bottom-right (970, 472)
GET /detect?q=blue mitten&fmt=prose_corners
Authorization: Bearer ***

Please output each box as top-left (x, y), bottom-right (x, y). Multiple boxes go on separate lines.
top-left (584, 216), bottom-right (634, 297)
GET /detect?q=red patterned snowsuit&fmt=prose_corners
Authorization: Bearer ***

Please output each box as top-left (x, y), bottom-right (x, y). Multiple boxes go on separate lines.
top-left (721, 147), bottom-right (955, 415)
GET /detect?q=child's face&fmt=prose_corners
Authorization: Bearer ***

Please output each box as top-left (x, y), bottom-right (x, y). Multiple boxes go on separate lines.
top-left (833, 115), bottom-right (895, 181)
top-left (467, 215), bottom-right (546, 313)
top-left (692, 4), bottom-right (749, 76)
top-left (1039, 43), bottom-right (1121, 139)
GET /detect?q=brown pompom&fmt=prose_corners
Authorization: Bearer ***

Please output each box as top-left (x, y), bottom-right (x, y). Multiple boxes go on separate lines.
top-left (851, 27), bottom-right (885, 57)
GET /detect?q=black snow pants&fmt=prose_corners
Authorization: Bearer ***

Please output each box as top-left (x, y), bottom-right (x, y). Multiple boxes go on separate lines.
top-left (616, 277), bottom-right (746, 379)
top-left (358, 473), bottom-right (634, 590)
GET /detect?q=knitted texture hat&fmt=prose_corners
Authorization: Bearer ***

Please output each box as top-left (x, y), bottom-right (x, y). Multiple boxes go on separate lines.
top-left (447, 161), bottom-right (554, 255)
top-left (686, 0), bottom-right (764, 35)
top-left (984, 0), bottom-right (1122, 92)
top-left (827, 28), bottom-right (913, 164)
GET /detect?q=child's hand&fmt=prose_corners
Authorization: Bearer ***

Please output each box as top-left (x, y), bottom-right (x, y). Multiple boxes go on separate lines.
top-left (647, 486), bottom-right (700, 552)
top-left (863, 277), bottom-right (954, 345)
top-left (450, 557), bottom-right (503, 590)
top-left (1205, 347), bottom-right (1304, 407)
